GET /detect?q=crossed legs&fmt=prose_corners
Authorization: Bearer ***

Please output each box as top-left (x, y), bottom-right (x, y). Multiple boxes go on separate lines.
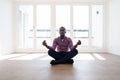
top-left (48, 48), bottom-right (78, 65)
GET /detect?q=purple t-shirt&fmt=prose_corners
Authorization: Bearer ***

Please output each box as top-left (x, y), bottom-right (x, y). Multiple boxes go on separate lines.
top-left (49, 36), bottom-right (74, 52)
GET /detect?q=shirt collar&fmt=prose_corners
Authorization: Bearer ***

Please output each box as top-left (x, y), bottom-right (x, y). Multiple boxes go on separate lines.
top-left (58, 36), bottom-right (67, 39)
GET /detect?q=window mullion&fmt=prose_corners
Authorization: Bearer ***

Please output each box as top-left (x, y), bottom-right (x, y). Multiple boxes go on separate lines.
top-left (70, 5), bottom-right (73, 40)
top-left (89, 5), bottom-right (92, 48)
top-left (51, 4), bottom-right (56, 41)
top-left (33, 5), bottom-right (36, 49)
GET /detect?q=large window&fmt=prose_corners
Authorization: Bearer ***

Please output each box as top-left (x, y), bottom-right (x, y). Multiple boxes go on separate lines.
top-left (73, 5), bottom-right (89, 47)
top-left (18, 4), bottom-right (104, 51)
top-left (36, 5), bottom-right (51, 48)
top-left (18, 5), bottom-right (34, 48)
top-left (56, 5), bottom-right (70, 37)
top-left (92, 5), bottom-right (103, 48)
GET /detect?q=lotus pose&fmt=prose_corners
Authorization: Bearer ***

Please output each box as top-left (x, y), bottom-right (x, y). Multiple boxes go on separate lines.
top-left (42, 26), bottom-right (81, 65)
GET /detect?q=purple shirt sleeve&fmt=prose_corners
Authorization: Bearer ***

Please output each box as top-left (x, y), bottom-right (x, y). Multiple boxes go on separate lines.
top-left (47, 38), bottom-right (57, 50)
top-left (68, 38), bottom-right (74, 50)
top-left (52, 38), bottom-right (57, 50)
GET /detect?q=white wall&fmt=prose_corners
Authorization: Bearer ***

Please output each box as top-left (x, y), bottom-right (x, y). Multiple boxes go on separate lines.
top-left (13, 0), bottom-right (108, 2)
top-left (13, 0), bottom-right (109, 4)
top-left (108, 0), bottom-right (120, 55)
top-left (0, 0), bottom-right (14, 55)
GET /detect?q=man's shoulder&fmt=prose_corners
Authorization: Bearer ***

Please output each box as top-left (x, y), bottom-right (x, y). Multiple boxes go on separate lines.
top-left (54, 37), bottom-right (59, 41)
top-left (54, 36), bottom-right (72, 40)
top-left (66, 37), bottom-right (72, 40)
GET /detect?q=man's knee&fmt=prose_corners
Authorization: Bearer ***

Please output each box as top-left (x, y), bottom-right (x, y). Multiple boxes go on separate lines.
top-left (72, 48), bottom-right (78, 55)
top-left (48, 49), bottom-right (55, 56)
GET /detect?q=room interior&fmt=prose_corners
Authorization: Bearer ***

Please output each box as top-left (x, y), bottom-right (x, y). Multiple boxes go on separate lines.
top-left (0, 0), bottom-right (120, 80)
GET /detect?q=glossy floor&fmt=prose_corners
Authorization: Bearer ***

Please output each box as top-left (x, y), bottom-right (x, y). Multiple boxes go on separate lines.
top-left (0, 53), bottom-right (120, 80)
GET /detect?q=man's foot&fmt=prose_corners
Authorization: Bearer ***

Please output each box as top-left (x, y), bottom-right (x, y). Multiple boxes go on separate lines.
top-left (50, 59), bottom-right (74, 65)
top-left (66, 59), bottom-right (74, 64)
top-left (50, 60), bottom-right (59, 65)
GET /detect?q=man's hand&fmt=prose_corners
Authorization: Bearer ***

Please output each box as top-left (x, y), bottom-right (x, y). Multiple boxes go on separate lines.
top-left (42, 40), bottom-right (50, 49)
top-left (42, 40), bottom-right (47, 46)
top-left (77, 40), bottom-right (81, 45)
top-left (74, 40), bottom-right (81, 48)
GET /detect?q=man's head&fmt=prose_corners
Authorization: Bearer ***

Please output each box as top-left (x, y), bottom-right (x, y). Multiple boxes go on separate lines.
top-left (59, 26), bottom-right (66, 36)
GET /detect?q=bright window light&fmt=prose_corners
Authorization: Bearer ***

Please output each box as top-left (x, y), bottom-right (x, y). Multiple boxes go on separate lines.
top-left (73, 6), bottom-right (89, 47)
top-left (18, 5), bottom-right (34, 48)
top-left (56, 5), bottom-right (70, 37)
top-left (0, 53), bottom-right (106, 61)
top-left (39, 56), bottom-right (54, 60)
top-left (18, 4), bottom-right (104, 50)
top-left (0, 54), bottom-right (27, 60)
top-left (73, 54), bottom-right (95, 60)
top-left (36, 5), bottom-right (51, 48)
top-left (92, 5), bottom-right (103, 48)
top-left (8, 54), bottom-right (46, 60)
top-left (93, 53), bottom-right (105, 60)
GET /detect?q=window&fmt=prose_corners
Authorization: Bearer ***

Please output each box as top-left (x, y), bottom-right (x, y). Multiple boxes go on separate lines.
top-left (92, 5), bottom-right (103, 48)
top-left (36, 5), bottom-right (51, 48)
top-left (56, 5), bottom-right (70, 37)
top-left (17, 4), bottom-right (104, 51)
top-left (18, 5), bottom-right (34, 48)
top-left (73, 5), bottom-right (89, 47)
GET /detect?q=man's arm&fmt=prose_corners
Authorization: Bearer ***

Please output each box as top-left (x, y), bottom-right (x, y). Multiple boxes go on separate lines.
top-left (74, 40), bottom-right (81, 48)
top-left (42, 40), bottom-right (50, 49)
top-left (42, 39), bottom-right (57, 50)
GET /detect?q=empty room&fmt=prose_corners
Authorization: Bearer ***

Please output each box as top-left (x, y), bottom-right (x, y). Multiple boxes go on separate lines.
top-left (0, 0), bottom-right (120, 80)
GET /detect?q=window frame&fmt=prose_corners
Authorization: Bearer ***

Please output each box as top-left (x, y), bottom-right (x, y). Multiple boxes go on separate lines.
top-left (14, 2), bottom-right (106, 52)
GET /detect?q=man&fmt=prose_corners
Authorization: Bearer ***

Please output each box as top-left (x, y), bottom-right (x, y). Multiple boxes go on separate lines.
top-left (42, 26), bottom-right (81, 65)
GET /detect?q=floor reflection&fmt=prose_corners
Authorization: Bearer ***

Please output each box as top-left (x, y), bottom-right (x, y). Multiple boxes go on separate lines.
top-left (0, 53), bottom-right (106, 61)
top-left (49, 64), bottom-right (75, 80)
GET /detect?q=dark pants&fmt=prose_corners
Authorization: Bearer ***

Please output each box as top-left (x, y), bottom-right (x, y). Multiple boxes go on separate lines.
top-left (48, 48), bottom-right (78, 63)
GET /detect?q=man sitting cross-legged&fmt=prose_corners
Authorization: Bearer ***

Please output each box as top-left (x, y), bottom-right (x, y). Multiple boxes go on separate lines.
top-left (42, 26), bottom-right (81, 65)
